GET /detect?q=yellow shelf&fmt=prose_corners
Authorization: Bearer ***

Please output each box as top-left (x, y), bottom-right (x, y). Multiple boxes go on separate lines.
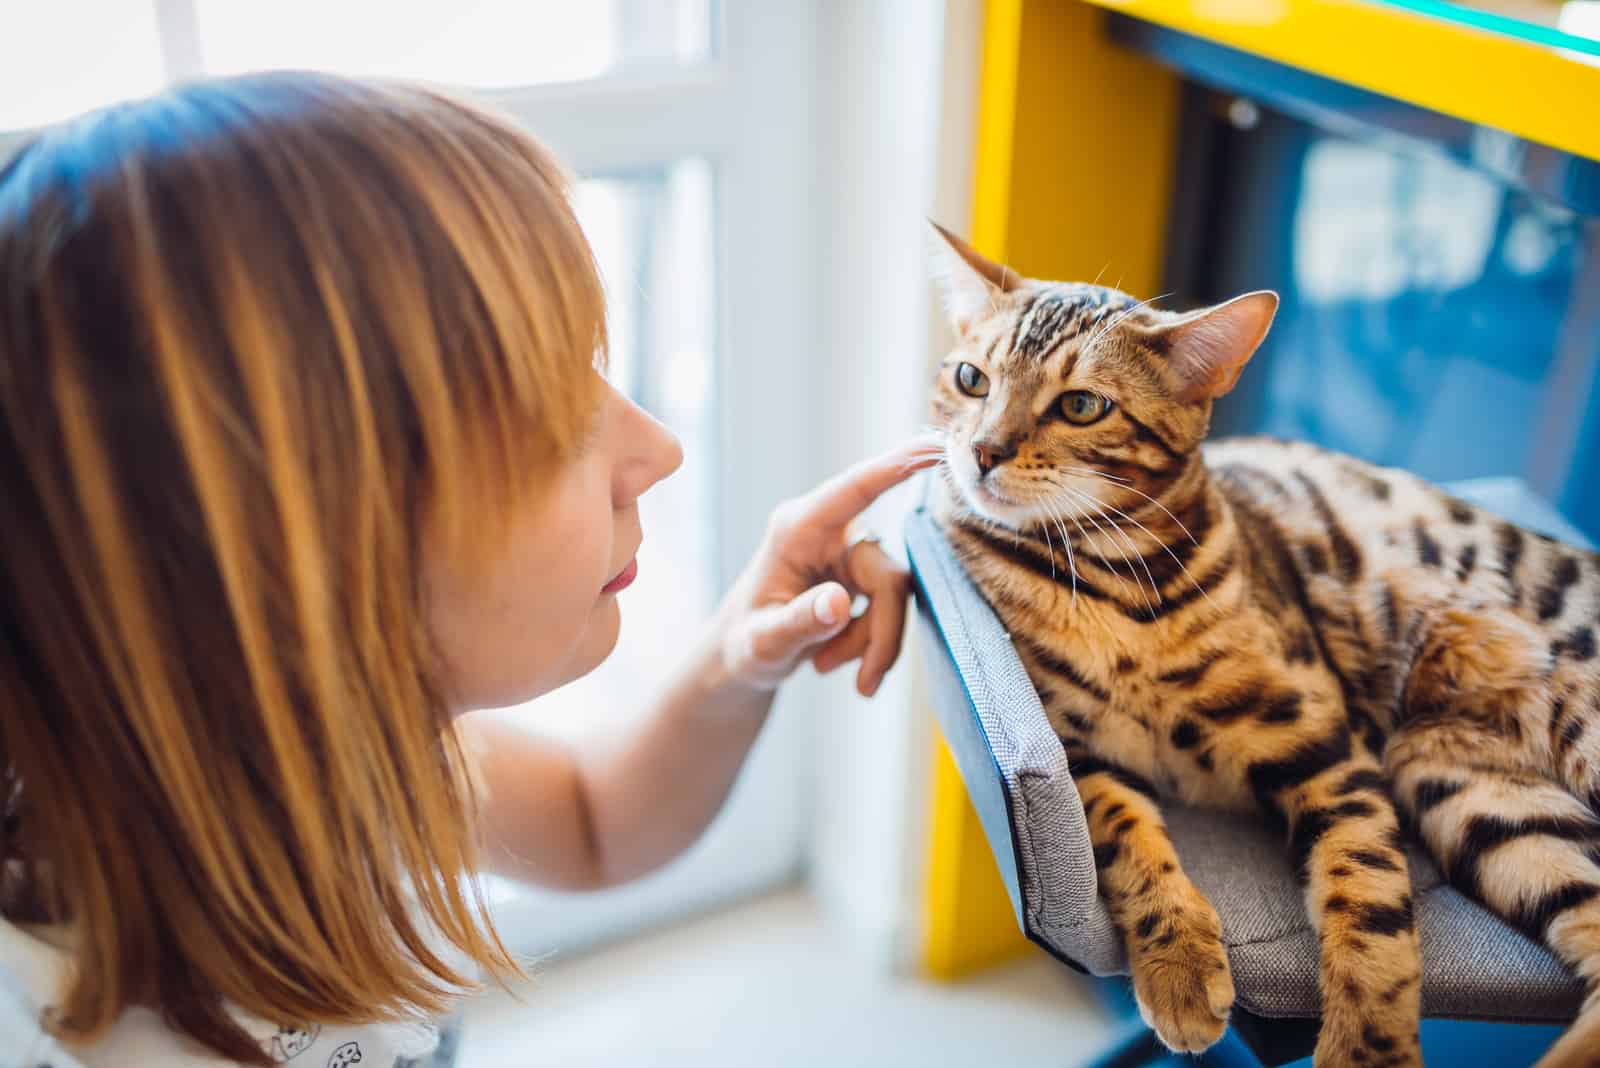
top-left (1084, 0), bottom-right (1600, 162)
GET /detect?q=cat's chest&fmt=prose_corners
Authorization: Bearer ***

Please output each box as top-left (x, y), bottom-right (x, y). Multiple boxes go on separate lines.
top-left (1023, 629), bottom-right (1257, 809)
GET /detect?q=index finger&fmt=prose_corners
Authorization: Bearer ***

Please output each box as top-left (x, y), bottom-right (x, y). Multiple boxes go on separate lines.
top-left (797, 437), bottom-right (943, 530)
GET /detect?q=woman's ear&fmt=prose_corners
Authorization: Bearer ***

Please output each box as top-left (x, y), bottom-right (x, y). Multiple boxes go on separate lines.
top-left (1140, 291), bottom-right (1279, 401)
top-left (928, 221), bottom-right (1022, 336)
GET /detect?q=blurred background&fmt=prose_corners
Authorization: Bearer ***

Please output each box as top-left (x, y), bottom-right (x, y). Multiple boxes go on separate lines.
top-left (3, 1), bottom-right (1597, 1066)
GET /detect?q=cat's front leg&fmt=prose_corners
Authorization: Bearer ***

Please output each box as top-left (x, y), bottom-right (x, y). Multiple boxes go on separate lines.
top-left (1073, 750), bottom-right (1234, 1054)
top-left (1264, 745), bottom-right (1423, 1067)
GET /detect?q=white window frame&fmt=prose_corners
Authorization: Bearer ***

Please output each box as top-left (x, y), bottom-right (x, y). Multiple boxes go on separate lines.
top-left (0, 0), bottom-right (826, 954)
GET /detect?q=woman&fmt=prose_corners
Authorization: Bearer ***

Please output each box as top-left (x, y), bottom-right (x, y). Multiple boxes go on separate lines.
top-left (0, 72), bottom-right (932, 1066)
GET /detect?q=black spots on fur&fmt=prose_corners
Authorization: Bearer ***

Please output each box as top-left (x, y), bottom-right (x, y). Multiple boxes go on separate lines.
top-left (1067, 754), bottom-right (1157, 798)
top-left (1379, 973), bottom-right (1418, 1004)
top-left (1347, 849), bottom-right (1402, 873)
top-left (1535, 555), bottom-right (1582, 622)
top-left (1248, 729), bottom-right (1353, 812)
top-left (1413, 520), bottom-right (1442, 568)
top-left (1021, 636), bottom-right (1110, 701)
top-left (1116, 655), bottom-right (1139, 674)
top-left (1376, 585), bottom-right (1399, 642)
top-left (1135, 913), bottom-right (1160, 939)
top-left (1353, 895), bottom-right (1415, 936)
top-left (1170, 720), bottom-right (1203, 750)
top-left (1323, 893), bottom-right (1351, 912)
top-left (1102, 802), bottom-right (1126, 822)
top-left (1261, 692), bottom-right (1304, 725)
top-left (1114, 816), bottom-right (1139, 837)
top-left (1190, 683), bottom-right (1263, 725)
top-left (1082, 796), bottom-right (1102, 819)
top-left (1160, 861), bottom-right (1176, 874)
top-left (1149, 926), bottom-right (1179, 949)
top-left (1094, 841), bottom-right (1122, 869)
top-left (1496, 523), bottom-right (1526, 605)
top-left (1510, 883), bottom-right (1600, 940)
top-left (1060, 708), bottom-right (1095, 736)
top-left (1301, 541), bottom-right (1330, 575)
top-left (1552, 626), bottom-right (1596, 661)
top-left (1557, 717), bottom-right (1585, 762)
top-left (1135, 875), bottom-right (1156, 895)
top-left (1350, 710), bottom-right (1388, 757)
top-left (1382, 826), bottom-right (1407, 853)
top-left (1451, 813), bottom-right (1600, 897)
top-left (1335, 769), bottom-right (1387, 797)
top-left (1331, 798), bottom-right (1380, 821)
top-left (1157, 652), bottom-right (1224, 687)
top-left (1294, 470), bottom-right (1363, 582)
top-left (1446, 498), bottom-right (1476, 525)
top-left (1195, 750), bottom-right (1215, 771)
top-left (1290, 809), bottom-right (1339, 882)
top-left (1455, 543), bottom-right (1478, 582)
top-left (1284, 627), bottom-right (1319, 665)
top-left (1363, 1025), bottom-right (1398, 1054)
top-left (1329, 865), bottom-right (1352, 879)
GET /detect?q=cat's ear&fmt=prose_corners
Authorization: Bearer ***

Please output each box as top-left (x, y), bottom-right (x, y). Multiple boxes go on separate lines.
top-left (1141, 291), bottom-right (1279, 401)
top-left (929, 220), bottom-right (1022, 336)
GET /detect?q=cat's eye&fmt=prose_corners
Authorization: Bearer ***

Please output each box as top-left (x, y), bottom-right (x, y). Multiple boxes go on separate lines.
top-left (955, 362), bottom-right (990, 397)
top-left (1058, 390), bottom-right (1112, 425)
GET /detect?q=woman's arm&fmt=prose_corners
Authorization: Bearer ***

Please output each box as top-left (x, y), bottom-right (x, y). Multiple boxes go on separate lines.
top-left (461, 442), bottom-right (936, 890)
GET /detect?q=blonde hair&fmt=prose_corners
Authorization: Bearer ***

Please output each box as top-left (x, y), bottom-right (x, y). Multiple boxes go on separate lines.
top-left (0, 72), bottom-right (605, 1062)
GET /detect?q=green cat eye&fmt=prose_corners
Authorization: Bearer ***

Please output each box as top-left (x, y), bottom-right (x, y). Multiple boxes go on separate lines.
top-left (956, 362), bottom-right (990, 397)
top-left (1059, 390), bottom-right (1112, 425)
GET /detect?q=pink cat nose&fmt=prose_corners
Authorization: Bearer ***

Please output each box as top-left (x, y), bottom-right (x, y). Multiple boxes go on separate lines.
top-left (973, 439), bottom-right (1017, 477)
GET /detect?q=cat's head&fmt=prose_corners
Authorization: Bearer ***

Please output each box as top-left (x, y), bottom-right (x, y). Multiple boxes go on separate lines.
top-left (927, 223), bottom-right (1278, 529)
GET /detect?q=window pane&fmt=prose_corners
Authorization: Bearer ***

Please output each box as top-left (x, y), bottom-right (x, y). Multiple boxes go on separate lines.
top-left (192, 0), bottom-right (713, 88)
top-left (511, 159), bottom-right (718, 748)
top-left (0, 1), bottom-right (165, 129)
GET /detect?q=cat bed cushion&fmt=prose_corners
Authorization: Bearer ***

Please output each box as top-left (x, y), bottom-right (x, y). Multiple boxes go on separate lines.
top-left (906, 477), bottom-right (1590, 1024)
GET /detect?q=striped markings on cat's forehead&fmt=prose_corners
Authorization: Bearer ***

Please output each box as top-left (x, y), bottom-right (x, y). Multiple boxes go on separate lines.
top-left (1000, 283), bottom-right (1140, 369)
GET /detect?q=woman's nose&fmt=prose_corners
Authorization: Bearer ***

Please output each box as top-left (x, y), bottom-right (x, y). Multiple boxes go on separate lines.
top-left (616, 394), bottom-right (682, 504)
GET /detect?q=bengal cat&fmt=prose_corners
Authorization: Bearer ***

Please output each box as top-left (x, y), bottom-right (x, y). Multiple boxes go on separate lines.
top-left (924, 224), bottom-right (1600, 1068)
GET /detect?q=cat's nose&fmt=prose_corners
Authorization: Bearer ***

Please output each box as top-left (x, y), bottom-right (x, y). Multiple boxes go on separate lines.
top-left (973, 439), bottom-right (1017, 477)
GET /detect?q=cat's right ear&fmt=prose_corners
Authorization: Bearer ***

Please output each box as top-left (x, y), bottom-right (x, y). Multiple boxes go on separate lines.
top-left (929, 221), bottom-right (1021, 336)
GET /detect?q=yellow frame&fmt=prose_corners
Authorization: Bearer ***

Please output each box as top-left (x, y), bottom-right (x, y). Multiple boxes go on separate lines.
top-left (922, 0), bottom-right (1180, 977)
top-left (921, 0), bottom-right (1600, 980)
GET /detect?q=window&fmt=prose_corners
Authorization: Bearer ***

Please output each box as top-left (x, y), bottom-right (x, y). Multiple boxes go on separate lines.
top-left (1, 0), bottom-right (823, 955)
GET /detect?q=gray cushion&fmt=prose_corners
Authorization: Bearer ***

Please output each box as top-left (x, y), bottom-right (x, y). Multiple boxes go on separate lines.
top-left (905, 477), bottom-right (1589, 1023)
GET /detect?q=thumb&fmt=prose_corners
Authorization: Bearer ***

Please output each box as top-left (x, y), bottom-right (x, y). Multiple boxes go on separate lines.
top-left (737, 582), bottom-right (852, 680)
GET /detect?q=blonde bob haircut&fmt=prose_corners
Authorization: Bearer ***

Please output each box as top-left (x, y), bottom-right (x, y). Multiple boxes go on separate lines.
top-left (0, 72), bottom-right (606, 1061)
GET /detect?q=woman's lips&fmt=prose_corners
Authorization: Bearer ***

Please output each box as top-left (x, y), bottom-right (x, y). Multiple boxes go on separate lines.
top-left (602, 558), bottom-right (638, 595)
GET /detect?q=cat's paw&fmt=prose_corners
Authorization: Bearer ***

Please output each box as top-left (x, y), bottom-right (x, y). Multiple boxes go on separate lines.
top-left (1127, 896), bottom-right (1234, 1053)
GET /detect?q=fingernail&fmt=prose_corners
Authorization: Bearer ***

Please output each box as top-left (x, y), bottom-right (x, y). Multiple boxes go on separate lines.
top-left (815, 591), bottom-right (840, 626)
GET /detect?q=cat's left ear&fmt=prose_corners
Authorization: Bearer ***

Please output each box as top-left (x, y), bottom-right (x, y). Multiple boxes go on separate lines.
top-left (1139, 291), bottom-right (1279, 401)
top-left (928, 220), bottom-right (1024, 336)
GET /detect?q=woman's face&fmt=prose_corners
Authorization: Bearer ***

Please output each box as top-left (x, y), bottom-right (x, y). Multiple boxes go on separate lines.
top-left (425, 381), bottom-right (683, 711)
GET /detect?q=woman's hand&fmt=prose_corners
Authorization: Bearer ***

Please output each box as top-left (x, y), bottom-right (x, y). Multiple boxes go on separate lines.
top-left (714, 440), bottom-right (940, 696)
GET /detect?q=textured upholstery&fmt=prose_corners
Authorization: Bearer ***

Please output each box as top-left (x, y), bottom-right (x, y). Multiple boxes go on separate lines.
top-left (905, 478), bottom-right (1590, 1023)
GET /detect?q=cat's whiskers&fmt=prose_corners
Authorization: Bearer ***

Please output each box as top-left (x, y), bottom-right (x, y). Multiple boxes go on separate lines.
top-left (1037, 499), bottom-right (1080, 608)
top-left (1081, 291), bottom-right (1173, 358)
top-left (1046, 473), bottom-right (1223, 615)
top-left (1060, 466), bottom-right (1203, 548)
top-left (1056, 484), bottom-right (1160, 614)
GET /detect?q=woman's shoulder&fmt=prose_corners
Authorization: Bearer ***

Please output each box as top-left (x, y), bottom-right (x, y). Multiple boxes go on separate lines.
top-left (1, 915), bottom-right (453, 1068)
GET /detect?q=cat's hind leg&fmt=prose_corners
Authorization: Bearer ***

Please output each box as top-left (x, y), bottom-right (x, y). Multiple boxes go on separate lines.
top-left (1388, 718), bottom-right (1600, 1068)
top-left (1258, 732), bottom-right (1424, 1067)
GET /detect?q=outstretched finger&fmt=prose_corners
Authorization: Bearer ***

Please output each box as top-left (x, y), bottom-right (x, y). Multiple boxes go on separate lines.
top-left (793, 438), bottom-right (942, 532)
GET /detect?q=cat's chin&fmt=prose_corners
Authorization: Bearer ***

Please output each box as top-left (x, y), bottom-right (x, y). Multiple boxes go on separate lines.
top-left (956, 478), bottom-right (1046, 531)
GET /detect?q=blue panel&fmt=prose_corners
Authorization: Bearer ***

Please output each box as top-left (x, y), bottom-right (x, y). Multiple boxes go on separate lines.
top-left (1125, 24), bottom-right (1600, 541)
